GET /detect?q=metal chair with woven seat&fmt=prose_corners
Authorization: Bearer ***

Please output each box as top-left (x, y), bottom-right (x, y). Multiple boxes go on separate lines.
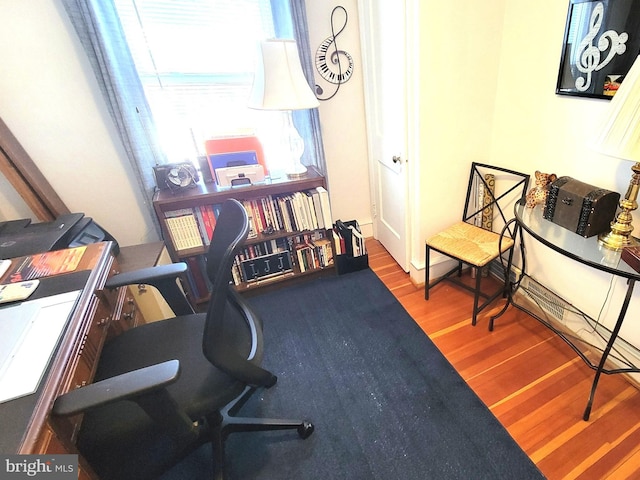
top-left (425, 163), bottom-right (530, 330)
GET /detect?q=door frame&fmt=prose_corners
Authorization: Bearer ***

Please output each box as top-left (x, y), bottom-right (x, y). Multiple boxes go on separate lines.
top-left (358, 0), bottom-right (421, 277)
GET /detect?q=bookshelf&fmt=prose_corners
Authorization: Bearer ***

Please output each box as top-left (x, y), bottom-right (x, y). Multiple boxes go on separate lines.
top-left (152, 166), bottom-right (336, 305)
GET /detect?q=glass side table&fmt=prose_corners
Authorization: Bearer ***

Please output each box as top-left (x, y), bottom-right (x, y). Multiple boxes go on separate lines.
top-left (509, 201), bottom-right (640, 420)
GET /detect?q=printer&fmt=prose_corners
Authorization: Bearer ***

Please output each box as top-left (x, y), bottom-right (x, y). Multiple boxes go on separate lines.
top-left (0, 213), bottom-right (118, 259)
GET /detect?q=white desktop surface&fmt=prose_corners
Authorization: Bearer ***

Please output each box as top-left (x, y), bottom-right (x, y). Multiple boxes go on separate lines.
top-left (0, 290), bottom-right (81, 403)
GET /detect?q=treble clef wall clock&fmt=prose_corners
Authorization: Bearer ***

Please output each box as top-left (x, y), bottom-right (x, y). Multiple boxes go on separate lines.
top-left (315, 6), bottom-right (354, 101)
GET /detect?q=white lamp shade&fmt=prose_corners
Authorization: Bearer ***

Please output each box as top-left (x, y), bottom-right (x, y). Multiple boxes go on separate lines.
top-left (593, 55), bottom-right (640, 163)
top-left (248, 39), bottom-right (319, 111)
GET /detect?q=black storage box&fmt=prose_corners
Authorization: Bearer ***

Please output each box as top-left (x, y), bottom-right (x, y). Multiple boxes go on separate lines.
top-left (543, 176), bottom-right (620, 237)
top-left (336, 253), bottom-right (369, 275)
top-left (334, 219), bottom-right (368, 275)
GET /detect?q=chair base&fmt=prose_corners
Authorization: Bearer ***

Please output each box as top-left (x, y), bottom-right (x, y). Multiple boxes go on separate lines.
top-left (209, 385), bottom-right (314, 480)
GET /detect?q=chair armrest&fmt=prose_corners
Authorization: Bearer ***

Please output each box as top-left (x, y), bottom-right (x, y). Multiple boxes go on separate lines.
top-left (105, 264), bottom-right (187, 289)
top-left (105, 263), bottom-right (195, 315)
top-left (53, 360), bottom-right (200, 447)
top-left (53, 360), bottom-right (181, 417)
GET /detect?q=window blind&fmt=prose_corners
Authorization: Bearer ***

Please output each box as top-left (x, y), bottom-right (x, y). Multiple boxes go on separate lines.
top-left (113, 0), bottom-right (282, 163)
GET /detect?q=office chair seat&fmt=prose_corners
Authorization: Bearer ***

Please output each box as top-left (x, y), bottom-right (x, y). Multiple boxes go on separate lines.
top-left (427, 221), bottom-right (515, 268)
top-left (77, 313), bottom-right (246, 480)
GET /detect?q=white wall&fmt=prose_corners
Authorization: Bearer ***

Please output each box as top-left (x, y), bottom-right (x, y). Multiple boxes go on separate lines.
top-left (0, 1), bottom-right (156, 245)
top-left (416, 0), bottom-right (507, 277)
top-left (304, 0), bottom-right (372, 235)
top-left (0, 0), bottom-right (373, 245)
top-left (414, 0), bottom-right (640, 348)
top-left (489, 0), bottom-right (640, 345)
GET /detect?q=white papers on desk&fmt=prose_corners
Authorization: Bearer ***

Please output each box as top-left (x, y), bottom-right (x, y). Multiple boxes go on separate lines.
top-left (0, 290), bottom-right (81, 404)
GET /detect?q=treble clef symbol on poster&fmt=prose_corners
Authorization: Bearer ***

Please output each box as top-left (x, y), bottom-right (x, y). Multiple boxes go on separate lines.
top-left (574, 2), bottom-right (627, 92)
top-left (315, 6), bottom-right (354, 101)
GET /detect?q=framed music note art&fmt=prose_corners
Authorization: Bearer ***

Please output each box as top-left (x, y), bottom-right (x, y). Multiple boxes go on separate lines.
top-left (556, 0), bottom-right (640, 99)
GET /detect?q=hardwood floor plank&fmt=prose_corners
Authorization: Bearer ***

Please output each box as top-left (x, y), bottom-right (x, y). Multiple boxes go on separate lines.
top-left (366, 239), bottom-right (640, 480)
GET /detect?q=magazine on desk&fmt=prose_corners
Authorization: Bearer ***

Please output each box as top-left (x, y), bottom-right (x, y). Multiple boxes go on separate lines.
top-left (0, 246), bottom-right (87, 284)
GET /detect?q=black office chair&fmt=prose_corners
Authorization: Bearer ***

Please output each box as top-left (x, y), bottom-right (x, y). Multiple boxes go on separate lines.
top-left (425, 163), bottom-right (529, 330)
top-left (53, 199), bottom-right (314, 480)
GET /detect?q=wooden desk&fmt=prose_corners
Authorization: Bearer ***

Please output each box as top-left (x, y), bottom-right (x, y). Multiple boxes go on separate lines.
top-left (0, 242), bottom-right (144, 479)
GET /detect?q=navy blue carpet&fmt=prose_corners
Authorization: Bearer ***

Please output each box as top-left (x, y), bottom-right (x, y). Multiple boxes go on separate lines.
top-left (160, 268), bottom-right (545, 479)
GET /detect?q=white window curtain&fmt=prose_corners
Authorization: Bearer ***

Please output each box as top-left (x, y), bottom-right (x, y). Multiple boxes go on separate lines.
top-left (62, 0), bottom-right (325, 234)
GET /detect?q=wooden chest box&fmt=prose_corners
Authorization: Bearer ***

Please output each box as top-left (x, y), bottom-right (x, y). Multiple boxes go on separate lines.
top-left (543, 176), bottom-right (620, 237)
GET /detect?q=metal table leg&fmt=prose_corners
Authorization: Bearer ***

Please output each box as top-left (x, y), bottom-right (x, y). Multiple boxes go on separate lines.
top-left (583, 278), bottom-right (636, 421)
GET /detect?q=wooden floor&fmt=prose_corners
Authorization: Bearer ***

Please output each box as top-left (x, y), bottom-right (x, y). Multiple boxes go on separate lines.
top-left (366, 239), bottom-right (640, 480)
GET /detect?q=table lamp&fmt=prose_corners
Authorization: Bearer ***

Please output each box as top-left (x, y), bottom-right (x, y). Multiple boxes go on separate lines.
top-left (593, 55), bottom-right (640, 250)
top-left (248, 39), bottom-right (320, 178)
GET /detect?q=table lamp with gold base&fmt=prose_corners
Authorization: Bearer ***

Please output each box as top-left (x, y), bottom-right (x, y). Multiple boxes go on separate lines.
top-left (593, 55), bottom-right (640, 251)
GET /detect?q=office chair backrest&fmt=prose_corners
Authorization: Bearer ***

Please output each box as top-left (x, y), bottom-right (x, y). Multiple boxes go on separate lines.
top-left (204, 198), bottom-right (249, 284)
top-left (201, 199), bottom-right (274, 387)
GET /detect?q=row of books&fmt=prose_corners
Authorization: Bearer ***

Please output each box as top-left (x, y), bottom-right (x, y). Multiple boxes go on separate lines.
top-left (182, 230), bottom-right (336, 299)
top-left (242, 187), bottom-right (332, 239)
top-left (162, 187), bottom-right (332, 253)
top-left (291, 232), bottom-right (334, 273)
top-left (234, 231), bottom-right (334, 287)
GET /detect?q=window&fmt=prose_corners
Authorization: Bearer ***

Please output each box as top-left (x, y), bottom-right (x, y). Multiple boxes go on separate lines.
top-left (113, 0), bottom-right (293, 171)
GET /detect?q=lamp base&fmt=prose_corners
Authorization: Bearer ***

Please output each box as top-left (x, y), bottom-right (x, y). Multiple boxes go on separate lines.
top-left (286, 163), bottom-right (308, 179)
top-left (598, 228), bottom-right (639, 251)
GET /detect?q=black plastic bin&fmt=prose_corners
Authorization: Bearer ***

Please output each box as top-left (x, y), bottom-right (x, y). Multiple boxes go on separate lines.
top-left (334, 219), bottom-right (368, 275)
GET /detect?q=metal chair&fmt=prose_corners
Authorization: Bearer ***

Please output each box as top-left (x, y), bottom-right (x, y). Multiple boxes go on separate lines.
top-left (425, 163), bottom-right (529, 330)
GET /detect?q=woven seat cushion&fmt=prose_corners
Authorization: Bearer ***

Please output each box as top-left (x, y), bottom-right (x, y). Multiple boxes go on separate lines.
top-left (426, 221), bottom-right (514, 267)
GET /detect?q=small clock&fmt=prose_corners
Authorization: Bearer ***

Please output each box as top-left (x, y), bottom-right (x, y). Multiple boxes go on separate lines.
top-left (315, 37), bottom-right (354, 85)
top-left (153, 163), bottom-right (199, 192)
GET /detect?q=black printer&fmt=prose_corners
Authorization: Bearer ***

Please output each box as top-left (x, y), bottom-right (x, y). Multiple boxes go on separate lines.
top-left (0, 213), bottom-right (118, 259)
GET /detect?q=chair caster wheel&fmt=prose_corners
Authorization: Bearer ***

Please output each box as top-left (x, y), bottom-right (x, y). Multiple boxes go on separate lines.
top-left (298, 421), bottom-right (314, 439)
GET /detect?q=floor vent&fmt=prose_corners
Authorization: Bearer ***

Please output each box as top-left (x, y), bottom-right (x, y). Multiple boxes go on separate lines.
top-left (512, 274), bottom-right (640, 378)
top-left (519, 276), bottom-right (567, 322)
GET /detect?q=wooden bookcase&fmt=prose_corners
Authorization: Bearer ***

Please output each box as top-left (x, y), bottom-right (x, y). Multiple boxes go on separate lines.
top-left (152, 166), bottom-right (336, 305)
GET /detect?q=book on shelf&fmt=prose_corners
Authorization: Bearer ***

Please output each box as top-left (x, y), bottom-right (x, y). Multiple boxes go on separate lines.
top-left (185, 256), bottom-right (209, 299)
top-left (196, 205), bottom-right (215, 244)
top-left (310, 189), bottom-right (325, 229)
top-left (235, 188), bottom-right (333, 237)
top-left (290, 231), bottom-right (334, 273)
top-left (316, 186), bottom-right (333, 231)
top-left (241, 200), bottom-right (259, 238)
top-left (165, 209), bottom-right (204, 251)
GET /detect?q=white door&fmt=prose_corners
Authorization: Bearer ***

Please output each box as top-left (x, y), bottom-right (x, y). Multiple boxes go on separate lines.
top-left (358, 0), bottom-right (414, 272)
